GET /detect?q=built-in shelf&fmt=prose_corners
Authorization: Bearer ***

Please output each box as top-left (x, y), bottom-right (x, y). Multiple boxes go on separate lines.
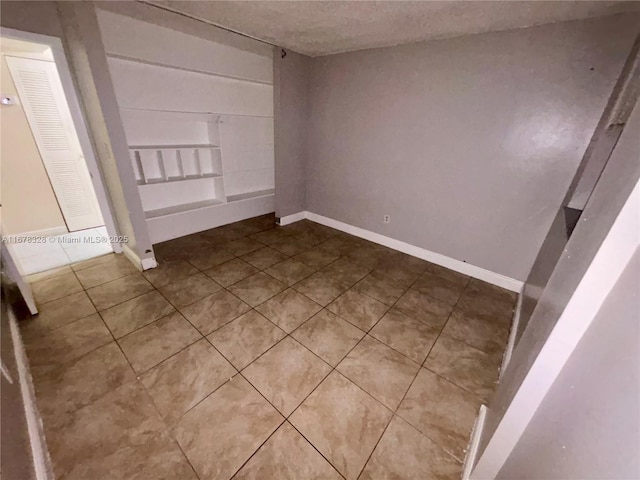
top-left (145, 198), bottom-right (225, 219)
top-left (129, 144), bottom-right (220, 150)
top-left (227, 189), bottom-right (275, 203)
top-left (137, 173), bottom-right (222, 186)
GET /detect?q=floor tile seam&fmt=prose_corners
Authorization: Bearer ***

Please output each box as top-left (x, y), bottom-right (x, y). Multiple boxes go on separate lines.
top-left (420, 276), bottom-right (472, 369)
top-left (282, 419), bottom-right (349, 480)
top-left (75, 266), bottom-right (141, 290)
top-left (389, 406), bottom-right (468, 464)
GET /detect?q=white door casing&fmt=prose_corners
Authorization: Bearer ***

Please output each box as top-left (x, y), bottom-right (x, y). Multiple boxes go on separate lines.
top-left (6, 56), bottom-right (104, 232)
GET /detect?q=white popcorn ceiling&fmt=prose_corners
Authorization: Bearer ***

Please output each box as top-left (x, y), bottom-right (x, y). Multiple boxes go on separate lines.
top-left (143, 0), bottom-right (640, 56)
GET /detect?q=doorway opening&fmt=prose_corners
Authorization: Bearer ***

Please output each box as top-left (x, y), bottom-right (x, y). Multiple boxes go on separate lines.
top-left (1, 31), bottom-right (118, 276)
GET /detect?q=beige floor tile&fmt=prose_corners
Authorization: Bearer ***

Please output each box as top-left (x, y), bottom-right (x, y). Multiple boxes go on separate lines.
top-left (255, 288), bottom-right (322, 333)
top-left (413, 270), bottom-right (468, 306)
top-left (265, 258), bottom-right (315, 286)
top-left (142, 259), bottom-right (199, 288)
top-left (354, 271), bottom-right (407, 306)
top-left (228, 272), bottom-right (287, 307)
top-left (61, 431), bottom-right (197, 480)
top-left (28, 265), bottom-right (72, 282)
top-left (369, 309), bottom-right (439, 364)
top-left (186, 247), bottom-right (235, 270)
top-left (48, 382), bottom-right (195, 480)
top-left (373, 259), bottom-right (421, 287)
top-left (173, 375), bottom-right (283, 480)
top-left (70, 253), bottom-right (126, 272)
top-left (34, 342), bottom-right (135, 425)
top-left (327, 289), bottom-right (388, 331)
top-left (159, 272), bottom-right (221, 308)
top-left (24, 314), bottom-right (112, 378)
top-left (141, 339), bottom-right (235, 423)
top-left (203, 225), bottom-right (246, 244)
top-left (234, 422), bottom-right (342, 480)
top-left (243, 337), bottom-right (331, 415)
top-left (397, 368), bottom-right (481, 460)
top-left (250, 228), bottom-right (293, 246)
top-left (290, 372), bottom-right (392, 480)
top-left (457, 278), bottom-right (516, 319)
top-left (395, 288), bottom-right (454, 328)
top-left (32, 272), bottom-right (83, 305)
top-left (337, 336), bottom-right (419, 410)
top-left (164, 233), bottom-right (212, 252)
top-left (442, 308), bottom-right (510, 357)
top-left (101, 291), bottom-right (175, 338)
top-left (75, 258), bottom-right (138, 289)
top-left (118, 312), bottom-right (201, 373)
top-left (360, 416), bottom-right (462, 480)
top-left (22, 291), bottom-right (96, 335)
top-left (221, 237), bottom-right (264, 256)
top-left (293, 248), bottom-right (340, 269)
top-left (320, 257), bottom-right (370, 286)
top-left (241, 247), bottom-right (288, 270)
top-left (204, 258), bottom-right (259, 287)
top-left (207, 310), bottom-right (285, 369)
top-left (293, 272), bottom-right (349, 306)
top-left (270, 237), bottom-right (308, 256)
top-left (390, 252), bottom-right (430, 274)
top-left (180, 289), bottom-right (251, 335)
top-left (86, 273), bottom-right (154, 311)
top-left (424, 334), bottom-right (501, 401)
top-left (346, 245), bottom-right (389, 270)
top-left (292, 310), bottom-right (364, 366)
top-left (317, 236), bottom-right (359, 256)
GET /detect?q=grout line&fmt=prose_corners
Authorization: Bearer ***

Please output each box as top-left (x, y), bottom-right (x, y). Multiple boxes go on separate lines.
top-left (25, 215), bottom-right (508, 479)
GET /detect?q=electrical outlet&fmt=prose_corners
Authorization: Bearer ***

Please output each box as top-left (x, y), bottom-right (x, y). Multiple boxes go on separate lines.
top-left (383, 215), bottom-right (390, 224)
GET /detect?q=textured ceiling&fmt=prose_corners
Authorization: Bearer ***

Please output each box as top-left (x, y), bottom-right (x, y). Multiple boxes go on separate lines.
top-left (145, 1), bottom-right (640, 56)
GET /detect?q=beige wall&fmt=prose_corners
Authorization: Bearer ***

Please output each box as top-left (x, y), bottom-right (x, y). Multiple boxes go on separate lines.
top-left (0, 55), bottom-right (66, 235)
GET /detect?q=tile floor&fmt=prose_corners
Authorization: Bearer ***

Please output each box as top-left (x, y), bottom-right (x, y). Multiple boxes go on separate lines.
top-left (11, 226), bottom-right (113, 275)
top-left (21, 214), bottom-right (516, 480)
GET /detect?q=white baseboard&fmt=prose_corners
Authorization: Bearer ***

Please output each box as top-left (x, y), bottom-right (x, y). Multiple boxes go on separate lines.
top-left (500, 291), bottom-right (523, 379)
top-left (122, 244), bottom-right (157, 271)
top-left (277, 211), bottom-right (306, 226)
top-left (8, 308), bottom-right (54, 480)
top-left (303, 211), bottom-right (523, 292)
top-left (462, 405), bottom-right (487, 480)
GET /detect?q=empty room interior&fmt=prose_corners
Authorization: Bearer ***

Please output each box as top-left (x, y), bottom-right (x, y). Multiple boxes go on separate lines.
top-left (1, 2), bottom-right (639, 480)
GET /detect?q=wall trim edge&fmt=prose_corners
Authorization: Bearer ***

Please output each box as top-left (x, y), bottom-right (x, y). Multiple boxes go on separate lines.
top-left (276, 211), bottom-right (306, 226)
top-left (303, 211), bottom-right (523, 292)
top-left (500, 293), bottom-right (523, 379)
top-left (121, 243), bottom-right (157, 271)
top-left (462, 404), bottom-right (488, 480)
top-left (8, 307), bottom-right (54, 480)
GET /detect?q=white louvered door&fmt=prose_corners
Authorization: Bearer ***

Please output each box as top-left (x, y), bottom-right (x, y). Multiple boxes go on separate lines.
top-left (6, 56), bottom-right (103, 232)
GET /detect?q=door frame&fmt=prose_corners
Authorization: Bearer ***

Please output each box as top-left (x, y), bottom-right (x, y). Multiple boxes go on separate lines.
top-left (1, 27), bottom-right (121, 253)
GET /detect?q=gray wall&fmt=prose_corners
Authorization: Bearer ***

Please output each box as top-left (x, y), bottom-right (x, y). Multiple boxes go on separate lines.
top-left (478, 95), bottom-right (640, 466)
top-left (497, 247), bottom-right (640, 480)
top-left (306, 14), bottom-right (639, 281)
top-left (274, 48), bottom-right (311, 218)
